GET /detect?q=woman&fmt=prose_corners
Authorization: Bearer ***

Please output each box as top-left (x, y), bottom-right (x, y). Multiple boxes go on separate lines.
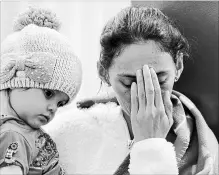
top-left (44, 6), bottom-right (218, 175)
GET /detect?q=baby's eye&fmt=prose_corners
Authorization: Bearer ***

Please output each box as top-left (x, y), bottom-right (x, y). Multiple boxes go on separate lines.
top-left (43, 89), bottom-right (55, 99)
top-left (57, 101), bottom-right (66, 107)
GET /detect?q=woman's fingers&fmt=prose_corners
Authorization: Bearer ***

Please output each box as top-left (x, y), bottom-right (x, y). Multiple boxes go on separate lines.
top-left (150, 67), bottom-right (163, 109)
top-left (136, 69), bottom-right (146, 111)
top-left (143, 65), bottom-right (154, 108)
top-left (162, 91), bottom-right (173, 126)
top-left (131, 82), bottom-right (138, 123)
top-left (131, 65), bottom-right (173, 140)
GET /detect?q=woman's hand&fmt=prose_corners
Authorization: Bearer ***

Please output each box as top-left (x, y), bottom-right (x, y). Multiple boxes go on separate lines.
top-left (130, 65), bottom-right (173, 142)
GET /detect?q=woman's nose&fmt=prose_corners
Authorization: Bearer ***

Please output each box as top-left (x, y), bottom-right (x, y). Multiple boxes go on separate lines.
top-left (47, 103), bottom-right (58, 113)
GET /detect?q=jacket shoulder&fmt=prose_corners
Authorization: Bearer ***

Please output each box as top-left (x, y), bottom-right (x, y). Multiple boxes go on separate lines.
top-left (43, 102), bottom-right (122, 137)
top-left (43, 102), bottom-right (127, 174)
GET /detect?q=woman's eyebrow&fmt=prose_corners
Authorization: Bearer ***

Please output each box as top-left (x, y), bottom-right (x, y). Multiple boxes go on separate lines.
top-left (118, 70), bottom-right (169, 78)
top-left (118, 72), bottom-right (166, 77)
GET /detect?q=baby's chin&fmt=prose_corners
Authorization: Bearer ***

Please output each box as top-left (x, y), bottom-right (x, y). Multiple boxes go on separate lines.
top-left (28, 119), bottom-right (47, 129)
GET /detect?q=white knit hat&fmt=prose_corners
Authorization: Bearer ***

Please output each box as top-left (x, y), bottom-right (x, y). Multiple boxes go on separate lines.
top-left (0, 7), bottom-right (82, 103)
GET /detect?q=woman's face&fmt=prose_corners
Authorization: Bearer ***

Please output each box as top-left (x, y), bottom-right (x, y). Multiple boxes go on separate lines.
top-left (108, 40), bottom-right (183, 116)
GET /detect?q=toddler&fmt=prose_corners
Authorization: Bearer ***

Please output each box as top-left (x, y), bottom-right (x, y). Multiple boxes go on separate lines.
top-left (0, 7), bottom-right (82, 175)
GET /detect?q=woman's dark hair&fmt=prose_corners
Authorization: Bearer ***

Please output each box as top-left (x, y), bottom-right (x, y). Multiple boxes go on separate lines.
top-left (98, 6), bottom-right (189, 85)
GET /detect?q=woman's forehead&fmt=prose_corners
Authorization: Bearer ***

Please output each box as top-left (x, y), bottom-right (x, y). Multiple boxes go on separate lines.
top-left (112, 43), bottom-right (174, 74)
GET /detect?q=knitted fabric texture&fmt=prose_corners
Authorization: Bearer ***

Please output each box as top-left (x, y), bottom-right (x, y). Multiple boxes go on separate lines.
top-left (0, 8), bottom-right (82, 103)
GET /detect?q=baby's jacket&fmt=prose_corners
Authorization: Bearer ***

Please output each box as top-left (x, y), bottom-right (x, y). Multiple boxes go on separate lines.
top-left (0, 114), bottom-right (65, 175)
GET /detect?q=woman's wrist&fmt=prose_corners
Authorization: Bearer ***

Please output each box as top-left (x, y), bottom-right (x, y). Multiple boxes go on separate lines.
top-left (129, 138), bottom-right (178, 174)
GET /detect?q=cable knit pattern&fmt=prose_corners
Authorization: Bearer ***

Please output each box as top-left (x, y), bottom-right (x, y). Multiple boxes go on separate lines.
top-left (0, 7), bottom-right (82, 102)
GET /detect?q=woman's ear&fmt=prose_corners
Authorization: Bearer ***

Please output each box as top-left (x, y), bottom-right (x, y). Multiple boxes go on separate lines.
top-left (175, 52), bottom-right (184, 81)
top-left (97, 61), bottom-right (111, 86)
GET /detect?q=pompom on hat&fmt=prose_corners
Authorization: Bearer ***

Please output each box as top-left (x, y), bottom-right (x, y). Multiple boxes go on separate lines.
top-left (0, 7), bottom-right (82, 103)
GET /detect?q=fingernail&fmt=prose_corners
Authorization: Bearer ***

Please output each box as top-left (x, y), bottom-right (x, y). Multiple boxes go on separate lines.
top-left (137, 69), bottom-right (141, 74)
top-left (149, 67), bottom-right (154, 72)
top-left (143, 65), bottom-right (149, 69)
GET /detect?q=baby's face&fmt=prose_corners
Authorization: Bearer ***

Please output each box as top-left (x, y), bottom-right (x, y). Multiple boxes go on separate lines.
top-left (9, 88), bottom-right (69, 129)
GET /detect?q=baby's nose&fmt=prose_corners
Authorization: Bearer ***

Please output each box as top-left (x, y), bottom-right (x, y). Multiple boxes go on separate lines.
top-left (47, 103), bottom-right (58, 113)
